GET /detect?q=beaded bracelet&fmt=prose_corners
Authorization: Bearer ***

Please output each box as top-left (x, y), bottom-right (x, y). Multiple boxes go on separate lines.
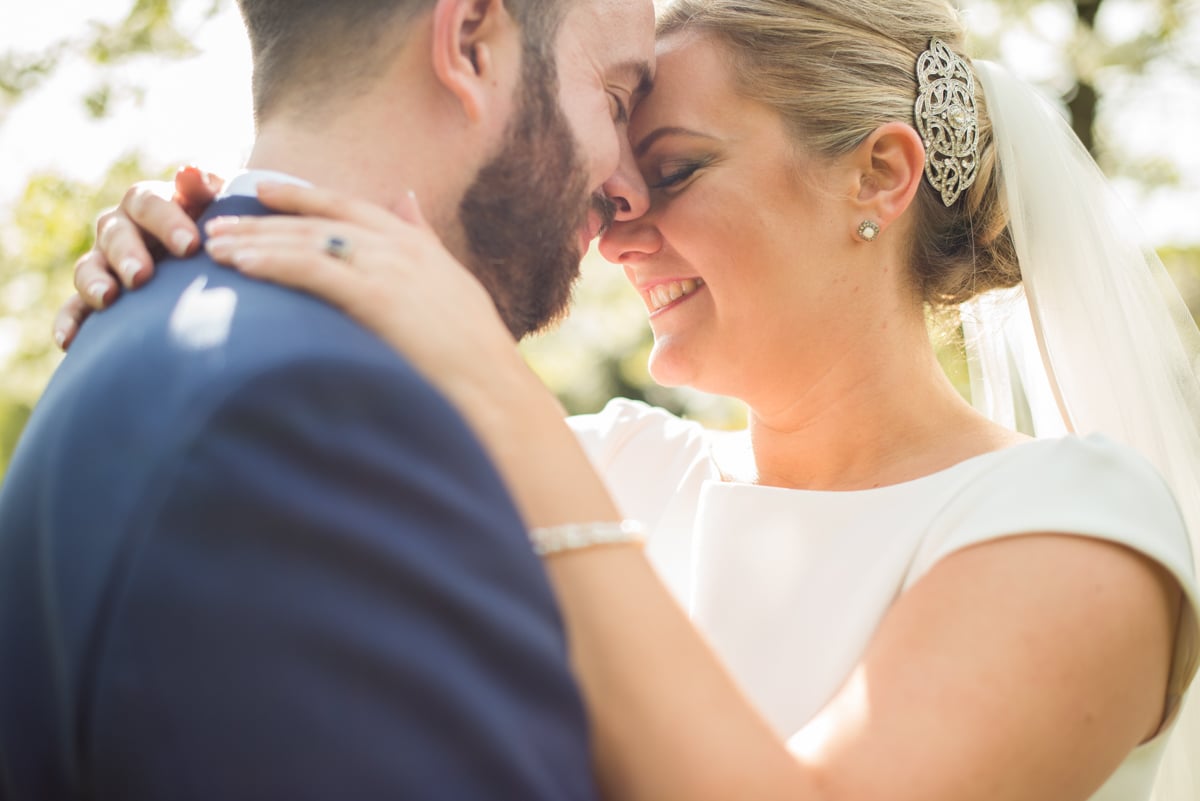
top-left (528, 520), bottom-right (646, 557)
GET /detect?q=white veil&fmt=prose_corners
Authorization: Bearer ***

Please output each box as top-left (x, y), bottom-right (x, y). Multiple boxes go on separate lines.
top-left (962, 61), bottom-right (1200, 800)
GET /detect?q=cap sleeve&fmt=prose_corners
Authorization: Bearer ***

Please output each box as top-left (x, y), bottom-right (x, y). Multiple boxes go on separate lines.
top-left (567, 398), bottom-right (713, 529)
top-left (568, 399), bottom-right (707, 476)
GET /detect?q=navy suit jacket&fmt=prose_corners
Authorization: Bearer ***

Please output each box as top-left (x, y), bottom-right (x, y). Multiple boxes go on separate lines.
top-left (0, 196), bottom-right (598, 801)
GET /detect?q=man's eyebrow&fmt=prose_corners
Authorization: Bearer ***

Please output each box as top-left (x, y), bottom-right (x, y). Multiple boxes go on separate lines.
top-left (611, 59), bottom-right (654, 99)
top-left (634, 127), bottom-right (717, 158)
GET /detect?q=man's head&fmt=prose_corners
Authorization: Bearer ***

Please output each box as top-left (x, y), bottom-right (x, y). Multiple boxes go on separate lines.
top-left (237, 0), bottom-right (655, 338)
top-left (237, 0), bottom-right (565, 122)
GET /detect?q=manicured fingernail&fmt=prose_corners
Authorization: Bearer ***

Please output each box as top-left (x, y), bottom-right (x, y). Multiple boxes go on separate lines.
top-left (205, 217), bottom-right (238, 236)
top-left (171, 229), bottom-right (195, 256)
top-left (88, 281), bottom-right (109, 305)
top-left (233, 250), bottom-right (261, 269)
top-left (54, 329), bottom-right (66, 348)
top-left (205, 236), bottom-right (232, 259)
top-left (120, 258), bottom-right (142, 284)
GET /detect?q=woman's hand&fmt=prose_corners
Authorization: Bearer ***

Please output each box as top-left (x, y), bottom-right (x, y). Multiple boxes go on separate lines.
top-left (54, 166), bottom-right (222, 349)
top-left (204, 182), bottom-right (516, 401)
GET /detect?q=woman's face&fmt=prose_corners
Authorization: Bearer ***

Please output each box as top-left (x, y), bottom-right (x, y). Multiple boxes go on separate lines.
top-left (598, 31), bottom-right (879, 401)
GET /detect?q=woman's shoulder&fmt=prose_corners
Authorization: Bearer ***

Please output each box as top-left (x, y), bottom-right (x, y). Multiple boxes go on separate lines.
top-left (919, 434), bottom-right (1200, 750)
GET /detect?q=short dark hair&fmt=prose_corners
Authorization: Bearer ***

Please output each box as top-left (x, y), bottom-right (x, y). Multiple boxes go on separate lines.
top-left (237, 0), bottom-right (572, 121)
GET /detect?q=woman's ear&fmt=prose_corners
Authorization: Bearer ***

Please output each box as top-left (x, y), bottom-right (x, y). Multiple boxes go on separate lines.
top-left (430, 0), bottom-right (516, 123)
top-left (853, 121), bottom-right (926, 230)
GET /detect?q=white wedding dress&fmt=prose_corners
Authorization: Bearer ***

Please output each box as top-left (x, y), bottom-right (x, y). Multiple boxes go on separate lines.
top-left (570, 398), bottom-right (1199, 801)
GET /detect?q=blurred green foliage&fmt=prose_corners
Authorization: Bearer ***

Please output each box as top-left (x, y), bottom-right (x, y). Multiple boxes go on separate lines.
top-left (963, 0), bottom-right (1195, 160)
top-left (0, 157), bottom-right (174, 470)
top-left (2, 0), bottom-right (1200, 480)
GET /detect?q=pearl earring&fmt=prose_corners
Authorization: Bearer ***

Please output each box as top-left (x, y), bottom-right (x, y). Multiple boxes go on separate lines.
top-left (857, 220), bottom-right (881, 242)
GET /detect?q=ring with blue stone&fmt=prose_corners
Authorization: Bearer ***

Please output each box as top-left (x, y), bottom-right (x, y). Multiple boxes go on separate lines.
top-left (323, 234), bottom-right (353, 262)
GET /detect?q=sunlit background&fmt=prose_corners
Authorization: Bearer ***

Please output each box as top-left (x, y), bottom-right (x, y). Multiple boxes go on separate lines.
top-left (2, 0), bottom-right (1199, 476)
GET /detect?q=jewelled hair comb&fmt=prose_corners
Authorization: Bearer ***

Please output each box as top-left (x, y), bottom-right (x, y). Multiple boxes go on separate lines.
top-left (914, 38), bottom-right (979, 206)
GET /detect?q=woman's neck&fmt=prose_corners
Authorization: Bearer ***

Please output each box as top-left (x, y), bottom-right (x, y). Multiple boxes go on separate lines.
top-left (726, 330), bottom-right (1023, 491)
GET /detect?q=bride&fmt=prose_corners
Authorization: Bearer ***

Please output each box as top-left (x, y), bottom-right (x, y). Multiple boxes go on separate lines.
top-left (55, 0), bottom-right (1200, 799)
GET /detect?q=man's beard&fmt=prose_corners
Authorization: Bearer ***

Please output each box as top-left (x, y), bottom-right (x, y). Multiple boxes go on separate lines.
top-left (458, 45), bottom-right (615, 340)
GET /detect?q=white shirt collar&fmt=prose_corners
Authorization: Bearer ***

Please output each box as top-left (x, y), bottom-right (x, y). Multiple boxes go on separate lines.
top-left (218, 169), bottom-right (312, 199)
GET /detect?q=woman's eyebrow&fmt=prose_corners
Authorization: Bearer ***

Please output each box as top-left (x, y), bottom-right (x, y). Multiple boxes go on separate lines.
top-left (634, 127), bottom-right (718, 158)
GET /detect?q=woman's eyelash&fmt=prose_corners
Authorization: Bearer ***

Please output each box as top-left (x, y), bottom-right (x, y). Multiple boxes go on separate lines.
top-left (651, 160), bottom-right (706, 189)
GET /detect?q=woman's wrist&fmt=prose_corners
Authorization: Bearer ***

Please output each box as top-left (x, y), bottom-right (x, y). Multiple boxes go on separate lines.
top-left (442, 351), bottom-right (623, 530)
top-left (440, 336), bottom-right (558, 424)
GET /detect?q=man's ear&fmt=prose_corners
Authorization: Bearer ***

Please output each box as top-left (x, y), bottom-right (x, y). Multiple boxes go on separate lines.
top-left (431, 0), bottom-right (517, 123)
top-left (852, 121), bottom-right (926, 230)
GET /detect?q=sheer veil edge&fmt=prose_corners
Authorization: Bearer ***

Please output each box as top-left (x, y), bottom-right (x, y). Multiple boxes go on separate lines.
top-left (963, 62), bottom-right (1200, 801)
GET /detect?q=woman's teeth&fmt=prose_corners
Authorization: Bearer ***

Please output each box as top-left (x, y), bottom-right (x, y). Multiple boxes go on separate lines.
top-left (648, 278), bottom-right (705, 312)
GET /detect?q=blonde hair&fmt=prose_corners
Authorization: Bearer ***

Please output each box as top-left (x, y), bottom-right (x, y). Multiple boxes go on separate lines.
top-left (656, 0), bottom-right (1020, 306)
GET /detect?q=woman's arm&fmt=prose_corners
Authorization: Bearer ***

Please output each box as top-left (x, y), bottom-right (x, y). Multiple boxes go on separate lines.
top-left (204, 182), bottom-right (1184, 801)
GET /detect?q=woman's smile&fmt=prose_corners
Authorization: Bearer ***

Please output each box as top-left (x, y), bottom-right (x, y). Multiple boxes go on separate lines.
top-left (641, 277), bottom-right (706, 316)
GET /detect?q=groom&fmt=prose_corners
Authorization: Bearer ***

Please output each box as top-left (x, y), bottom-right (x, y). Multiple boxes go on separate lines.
top-left (0, 0), bottom-right (653, 798)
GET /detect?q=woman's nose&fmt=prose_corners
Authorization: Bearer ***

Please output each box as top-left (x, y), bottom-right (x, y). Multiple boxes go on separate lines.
top-left (598, 214), bottom-right (662, 266)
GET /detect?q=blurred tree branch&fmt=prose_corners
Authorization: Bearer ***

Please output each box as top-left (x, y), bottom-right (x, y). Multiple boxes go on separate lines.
top-left (0, 0), bottom-right (227, 125)
top-left (963, 0), bottom-right (1191, 159)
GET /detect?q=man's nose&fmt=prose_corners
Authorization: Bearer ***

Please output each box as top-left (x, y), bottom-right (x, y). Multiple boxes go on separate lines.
top-left (602, 135), bottom-right (649, 221)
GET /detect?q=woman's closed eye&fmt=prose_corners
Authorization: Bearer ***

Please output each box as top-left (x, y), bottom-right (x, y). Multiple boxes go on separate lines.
top-left (650, 158), bottom-right (710, 191)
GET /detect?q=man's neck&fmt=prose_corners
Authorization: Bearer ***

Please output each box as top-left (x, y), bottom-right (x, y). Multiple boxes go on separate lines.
top-left (244, 122), bottom-right (421, 218)
top-left (242, 86), bottom-right (479, 250)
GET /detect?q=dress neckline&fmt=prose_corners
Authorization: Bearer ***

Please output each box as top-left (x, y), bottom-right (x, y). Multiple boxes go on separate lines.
top-left (703, 434), bottom-right (1054, 498)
